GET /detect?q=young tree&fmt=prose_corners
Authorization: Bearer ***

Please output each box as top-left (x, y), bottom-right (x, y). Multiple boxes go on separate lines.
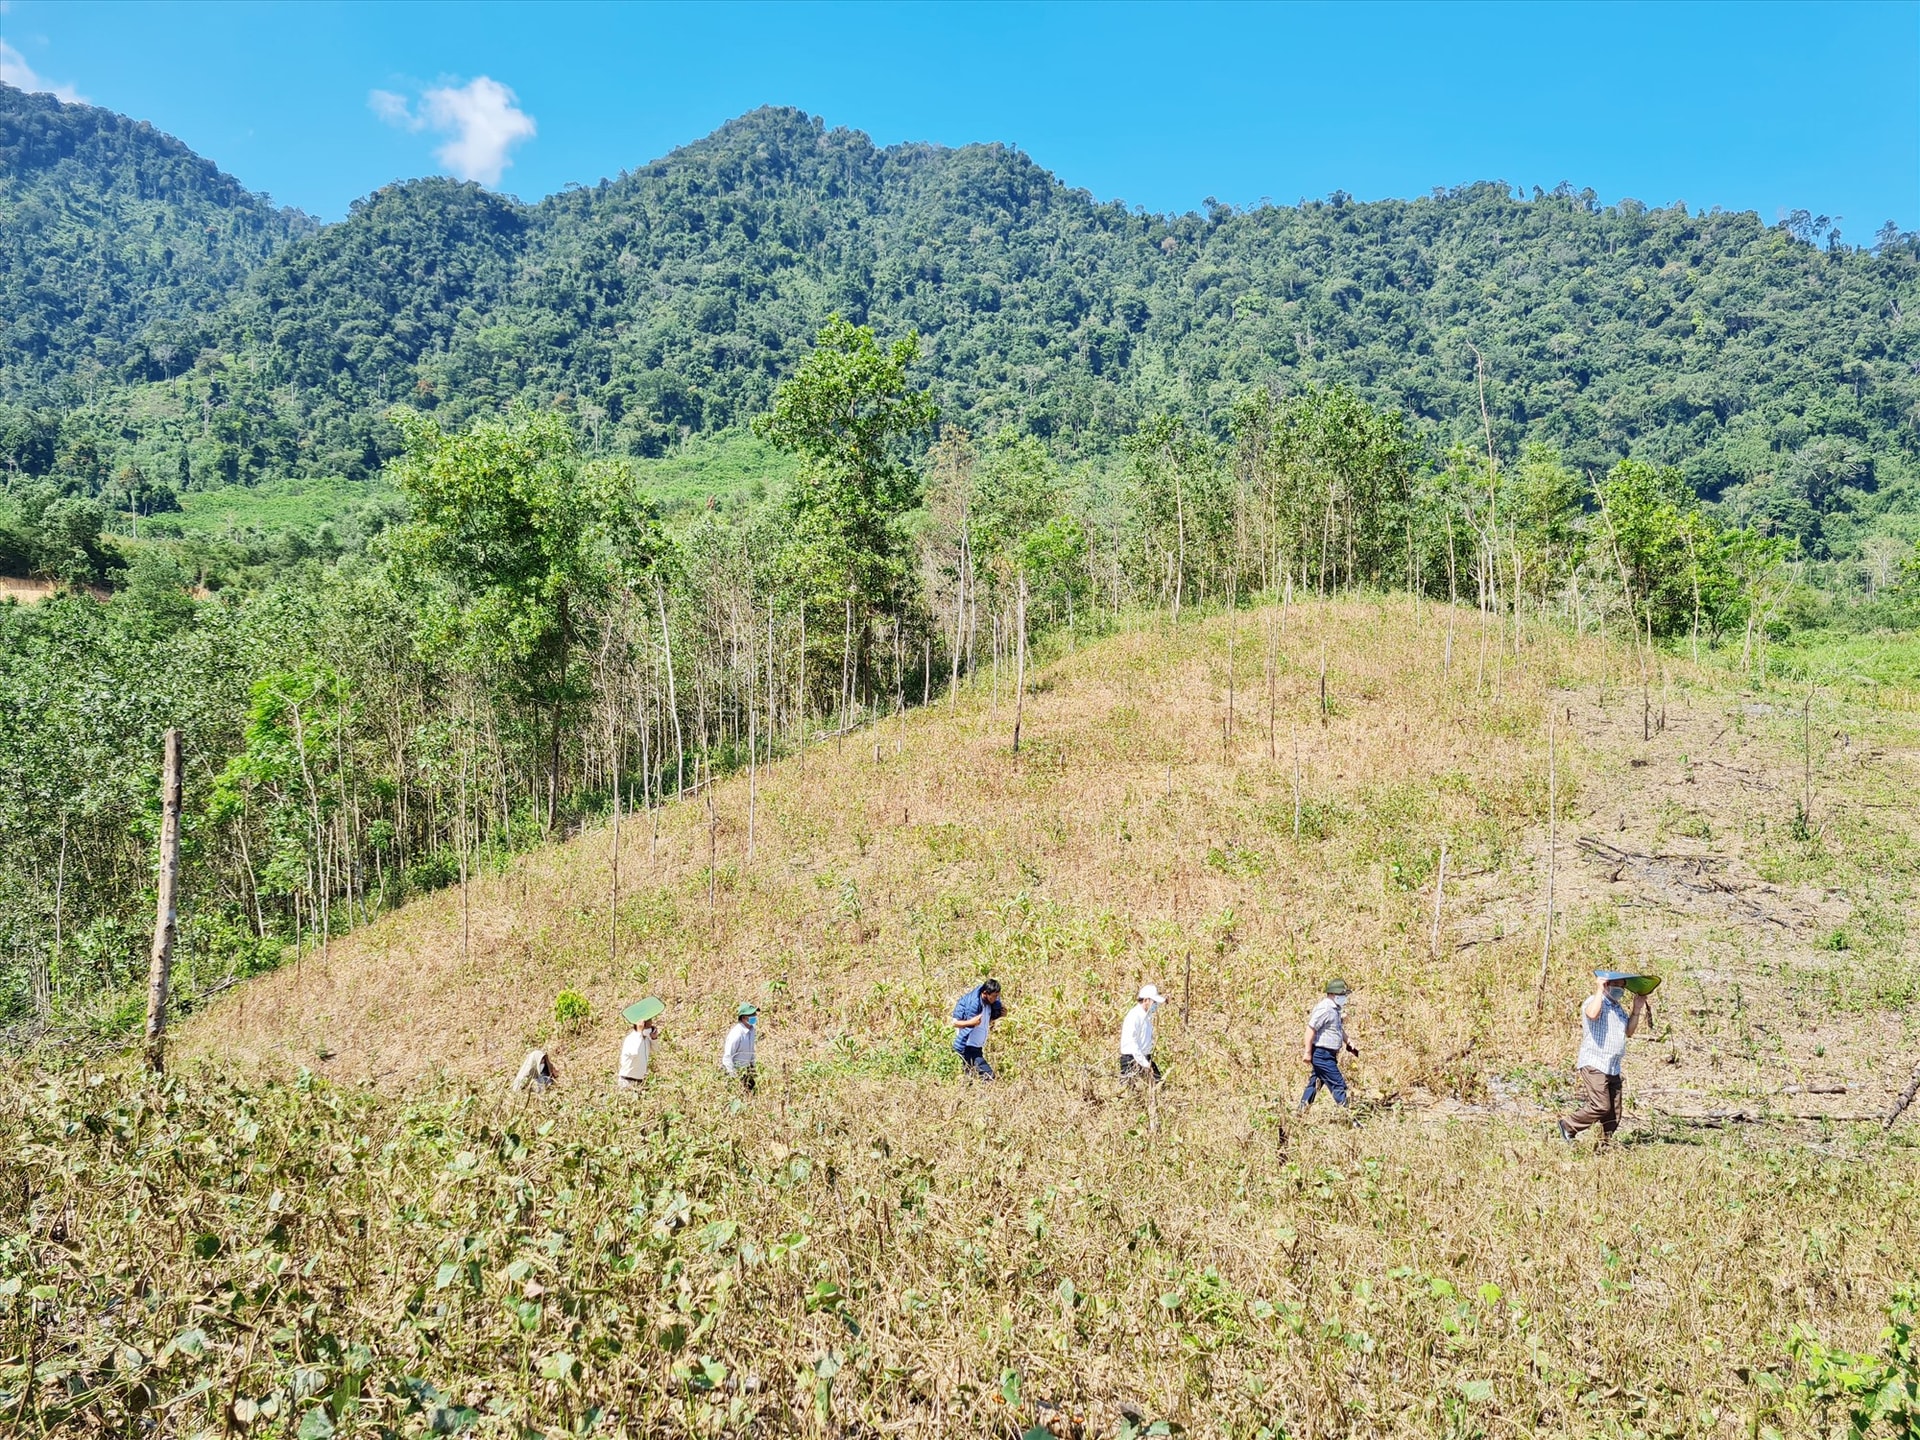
top-left (387, 404), bottom-right (655, 831)
top-left (752, 315), bottom-right (936, 700)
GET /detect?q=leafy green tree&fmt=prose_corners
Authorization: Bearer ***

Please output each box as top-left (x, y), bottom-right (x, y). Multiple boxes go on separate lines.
top-left (1594, 459), bottom-right (1701, 637)
top-left (1127, 414), bottom-right (1227, 617)
top-left (752, 315), bottom-right (936, 685)
top-left (387, 404), bottom-right (657, 828)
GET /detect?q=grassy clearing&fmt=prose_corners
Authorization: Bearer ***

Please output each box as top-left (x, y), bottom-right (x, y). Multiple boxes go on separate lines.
top-left (163, 476), bottom-right (395, 539)
top-left (7, 598), bottom-right (1918, 1436)
top-left (629, 431), bottom-right (800, 515)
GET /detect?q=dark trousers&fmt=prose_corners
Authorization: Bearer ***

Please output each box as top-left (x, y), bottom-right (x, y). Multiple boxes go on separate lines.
top-left (957, 1045), bottom-right (995, 1080)
top-left (735, 1065), bottom-right (757, 1094)
top-left (1564, 1067), bottom-right (1622, 1139)
top-left (1120, 1054), bottom-right (1162, 1082)
top-left (1300, 1047), bottom-right (1348, 1108)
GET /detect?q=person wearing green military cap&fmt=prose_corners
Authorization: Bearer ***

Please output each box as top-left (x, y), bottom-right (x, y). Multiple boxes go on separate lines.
top-left (720, 1003), bottom-right (758, 1093)
top-left (1299, 978), bottom-right (1359, 1110)
top-left (618, 998), bottom-right (663, 1089)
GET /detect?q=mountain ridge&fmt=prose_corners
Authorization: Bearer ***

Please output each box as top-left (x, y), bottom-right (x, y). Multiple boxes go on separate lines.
top-left (4, 91), bottom-right (1917, 557)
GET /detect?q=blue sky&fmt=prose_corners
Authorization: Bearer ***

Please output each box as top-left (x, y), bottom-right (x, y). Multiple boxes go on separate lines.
top-left (5, 0), bottom-right (1915, 239)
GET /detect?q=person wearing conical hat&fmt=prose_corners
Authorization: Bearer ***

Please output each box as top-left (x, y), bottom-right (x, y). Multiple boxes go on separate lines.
top-left (618, 998), bottom-right (662, 1089)
top-left (1299, 979), bottom-right (1359, 1110)
top-left (720, 1003), bottom-right (758, 1093)
top-left (1120, 984), bottom-right (1167, 1082)
top-left (1558, 970), bottom-right (1656, 1145)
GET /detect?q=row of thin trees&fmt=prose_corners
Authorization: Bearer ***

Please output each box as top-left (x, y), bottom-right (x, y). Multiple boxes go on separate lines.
top-left (0, 324), bottom-right (1800, 1030)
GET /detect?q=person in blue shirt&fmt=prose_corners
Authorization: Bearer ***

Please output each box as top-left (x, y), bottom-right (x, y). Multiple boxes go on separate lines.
top-left (949, 978), bottom-right (1006, 1080)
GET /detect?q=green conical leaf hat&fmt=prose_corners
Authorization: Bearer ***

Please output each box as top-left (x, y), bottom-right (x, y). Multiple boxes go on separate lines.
top-left (622, 997), bottom-right (664, 1024)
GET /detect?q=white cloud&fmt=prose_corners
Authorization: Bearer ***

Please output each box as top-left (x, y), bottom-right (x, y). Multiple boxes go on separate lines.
top-left (367, 88), bottom-right (418, 129)
top-left (369, 75), bottom-right (535, 187)
top-left (1, 38), bottom-right (86, 103)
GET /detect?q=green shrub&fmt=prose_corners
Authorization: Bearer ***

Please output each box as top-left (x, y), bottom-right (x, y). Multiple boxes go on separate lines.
top-left (554, 989), bottom-right (590, 1032)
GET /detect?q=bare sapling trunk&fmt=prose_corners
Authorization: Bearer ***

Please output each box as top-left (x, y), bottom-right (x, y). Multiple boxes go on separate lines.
top-left (747, 637), bottom-right (758, 864)
top-left (1801, 686), bottom-right (1815, 826)
top-left (1430, 839), bottom-right (1448, 959)
top-left (1318, 640), bottom-right (1328, 728)
top-left (705, 758), bottom-right (717, 924)
top-left (1533, 712), bottom-right (1557, 1014)
top-left (458, 722), bottom-right (471, 964)
top-left (1265, 611), bottom-right (1277, 763)
top-left (144, 728), bottom-right (183, 1072)
top-left (1292, 728), bottom-right (1303, 840)
top-left (990, 613), bottom-right (1000, 723)
top-left (1225, 570), bottom-right (1237, 758)
top-left (1011, 574), bottom-right (1028, 754)
top-left (839, 594), bottom-right (854, 750)
top-left (656, 580), bottom-right (685, 797)
top-left (1445, 517), bottom-right (1458, 673)
top-left (609, 729), bottom-right (621, 968)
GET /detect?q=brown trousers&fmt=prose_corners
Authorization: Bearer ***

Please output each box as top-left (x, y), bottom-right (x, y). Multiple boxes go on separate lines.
top-left (1565, 1067), bottom-right (1623, 1139)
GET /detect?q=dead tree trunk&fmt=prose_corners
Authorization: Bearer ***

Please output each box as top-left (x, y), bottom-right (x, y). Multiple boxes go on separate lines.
top-left (1011, 573), bottom-right (1028, 754)
top-left (144, 728), bottom-right (183, 1073)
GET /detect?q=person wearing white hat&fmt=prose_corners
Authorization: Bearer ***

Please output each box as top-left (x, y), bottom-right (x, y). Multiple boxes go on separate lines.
top-left (1120, 984), bottom-right (1166, 1081)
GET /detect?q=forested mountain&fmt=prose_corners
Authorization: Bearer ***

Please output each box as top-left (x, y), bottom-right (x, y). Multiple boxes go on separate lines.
top-left (0, 84), bottom-right (315, 395)
top-left (3, 98), bottom-right (1918, 555)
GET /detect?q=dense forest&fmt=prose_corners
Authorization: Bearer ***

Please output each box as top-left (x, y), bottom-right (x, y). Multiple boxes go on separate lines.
top-left (5, 90), bottom-right (1919, 559)
top-left (0, 85), bottom-right (315, 394)
top-left (1, 85), bottom-right (1918, 1039)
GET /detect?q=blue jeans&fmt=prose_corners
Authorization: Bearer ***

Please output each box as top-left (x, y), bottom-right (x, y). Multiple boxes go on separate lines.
top-left (1300, 1047), bottom-right (1348, 1108)
top-left (957, 1045), bottom-right (996, 1080)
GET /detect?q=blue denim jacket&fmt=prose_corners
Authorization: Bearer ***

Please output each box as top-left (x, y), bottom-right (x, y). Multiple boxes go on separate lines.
top-left (951, 985), bottom-right (1005, 1051)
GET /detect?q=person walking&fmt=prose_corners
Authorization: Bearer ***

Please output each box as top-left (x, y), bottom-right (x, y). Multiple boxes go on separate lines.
top-left (1558, 970), bottom-right (1653, 1144)
top-left (511, 1048), bottom-right (559, 1094)
top-left (950, 978), bottom-right (1005, 1081)
top-left (1120, 983), bottom-right (1166, 1081)
top-left (720, 1003), bottom-right (758, 1093)
top-left (618, 998), bottom-right (662, 1089)
top-left (1299, 979), bottom-right (1359, 1110)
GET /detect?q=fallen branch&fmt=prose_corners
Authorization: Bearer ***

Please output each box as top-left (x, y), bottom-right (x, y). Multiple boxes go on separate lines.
top-left (1888, 1061), bottom-right (1920, 1131)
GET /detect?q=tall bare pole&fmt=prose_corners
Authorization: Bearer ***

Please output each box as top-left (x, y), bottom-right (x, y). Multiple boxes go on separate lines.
top-left (1011, 573), bottom-right (1029, 754)
top-left (1533, 712), bottom-right (1558, 1014)
top-left (143, 728), bottom-right (183, 1073)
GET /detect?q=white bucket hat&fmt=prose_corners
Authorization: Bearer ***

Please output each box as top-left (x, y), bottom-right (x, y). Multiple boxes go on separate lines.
top-left (1138, 984), bottom-right (1167, 1004)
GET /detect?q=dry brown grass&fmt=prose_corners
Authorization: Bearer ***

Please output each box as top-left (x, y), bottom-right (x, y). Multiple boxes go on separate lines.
top-left (187, 597), bottom-right (1919, 1124)
top-left (19, 597), bottom-right (1893, 1438)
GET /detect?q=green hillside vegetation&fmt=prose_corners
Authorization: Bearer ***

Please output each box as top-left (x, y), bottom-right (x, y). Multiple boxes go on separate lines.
top-left (5, 314), bottom-right (1916, 1042)
top-left (3, 99), bottom-right (1917, 576)
top-left (0, 83), bottom-right (314, 394)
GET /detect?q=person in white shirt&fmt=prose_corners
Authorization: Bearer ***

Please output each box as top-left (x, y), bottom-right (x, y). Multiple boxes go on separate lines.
top-left (1299, 978), bottom-right (1359, 1110)
top-left (618, 999), bottom-right (661, 1089)
top-left (1558, 970), bottom-right (1653, 1144)
top-left (720, 1003), bottom-right (758, 1092)
top-left (511, 1048), bottom-right (559, 1094)
top-left (1120, 983), bottom-right (1166, 1081)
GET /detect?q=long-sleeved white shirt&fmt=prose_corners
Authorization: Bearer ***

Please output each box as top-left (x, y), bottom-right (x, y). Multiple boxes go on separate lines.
top-left (1120, 1002), bottom-right (1156, 1062)
top-left (619, 1029), bottom-right (652, 1082)
top-left (720, 1021), bottom-right (755, 1074)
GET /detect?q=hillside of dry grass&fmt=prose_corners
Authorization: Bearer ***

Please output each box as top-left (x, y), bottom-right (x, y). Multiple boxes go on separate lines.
top-left (187, 598), bottom-right (1920, 1127)
top-left (10, 599), bottom-right (1919, 1438)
